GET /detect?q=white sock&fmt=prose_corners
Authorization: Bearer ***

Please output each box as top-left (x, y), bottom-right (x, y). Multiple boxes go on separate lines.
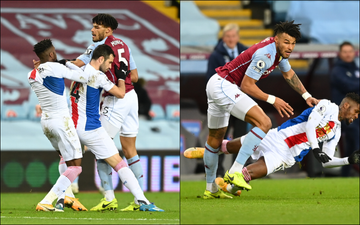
top-left (206, 182), bottom-right (218, 193)
top-left (65, 186), bottom-right (75, 198)
top-left (117, 167), bottom-right (150, 204)
top-left (229, 161), bottom-right (244, 174)
top-left (104, 190), bottom-right (115, 202)
top-left (41, 175), bottom-right (71, 204)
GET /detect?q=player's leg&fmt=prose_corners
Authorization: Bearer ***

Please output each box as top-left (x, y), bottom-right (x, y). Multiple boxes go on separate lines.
top-left (36, 118), bottom-right (84, 212)
top-left (225, 100), bottom-right (271, 190)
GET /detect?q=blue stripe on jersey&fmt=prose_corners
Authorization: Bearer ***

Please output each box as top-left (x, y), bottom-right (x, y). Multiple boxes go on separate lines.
top-left (277, 107), bottom-right (315, 131)
top-left (294, 148), bottom-right (311, 162)
top-left (85, 86), bottom-right (102, 131)
top-left (43, 76), bottom-right (65, 95)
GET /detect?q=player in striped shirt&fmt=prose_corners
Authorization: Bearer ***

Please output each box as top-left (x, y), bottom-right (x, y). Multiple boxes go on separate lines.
top-left (185, 93), bottom-right (360, 195)
top-left (70, 44), bottom-right (163, 212)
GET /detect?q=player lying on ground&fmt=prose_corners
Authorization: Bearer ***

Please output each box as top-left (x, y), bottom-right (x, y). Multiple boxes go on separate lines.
top-left (68, 44), bottom-right (163, 212)
top-left (28, 39), bottom-right (89, 212)
top-left (185, 94), bottom-right (360, 196)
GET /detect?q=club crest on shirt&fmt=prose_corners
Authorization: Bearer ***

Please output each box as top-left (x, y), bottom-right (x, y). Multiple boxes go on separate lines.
top-left (316, 105), bottom-right (326, 116)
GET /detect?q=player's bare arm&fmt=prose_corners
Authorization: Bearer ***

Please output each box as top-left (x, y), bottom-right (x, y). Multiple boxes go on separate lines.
top-left (282, 69), bottom-right (319, 107)
top-left (130, 68), bottom-right (139, 83)
top-left (71, 59), bottom-right (86, 68)
top-left (241, 75), bottom-right (293, 117)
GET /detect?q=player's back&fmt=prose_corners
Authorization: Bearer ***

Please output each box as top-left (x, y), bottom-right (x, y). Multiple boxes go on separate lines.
top-left (104, 35), bottom-right (133, 93)
top-left (28, 62), bottom-right (70, 117)
top-left (70, 64), bottom-right (114, 131)
top-left (275, 99), bottom-right (340, 158)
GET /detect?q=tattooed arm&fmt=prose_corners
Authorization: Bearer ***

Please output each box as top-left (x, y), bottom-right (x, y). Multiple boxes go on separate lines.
top-left (282, 69), bottom-right (319, 107)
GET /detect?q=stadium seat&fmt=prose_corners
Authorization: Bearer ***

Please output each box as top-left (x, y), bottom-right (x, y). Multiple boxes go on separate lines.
top-left (150, 104), bottom-right (166, 120)
top-left (1, 104), bottom-right (29, 120)
top-left (166, 104), bottom-right (180, 120)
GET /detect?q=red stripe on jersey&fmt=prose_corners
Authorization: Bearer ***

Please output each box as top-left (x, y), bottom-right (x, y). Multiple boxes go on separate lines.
top-left (29, 69), bottom-right (37, 79)
top-left (71, 95), bottom-right (79, 128)
top-left (284, 132), bottom-right (308, 149)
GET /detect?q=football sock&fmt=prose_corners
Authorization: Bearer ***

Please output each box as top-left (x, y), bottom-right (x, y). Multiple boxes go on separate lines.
top-left (104, 190), bottom-right (115, 202)
top-left (58, 156), bottom-right (67, 174)
top-left (220, 140), bottom-right (229, 154)
top-left (97, 159), bottom-right (113, 191)
top-left (127, 155), bottom-right (144, 190)
top-left (204, 142), bottom-right (219, 192)
top-left (41, 175), bottom-right (71, 205)
top-left (65, 186), bottom-right (75, 198)
top-left (230, 127), bottom-right (266, 174)
top-left (115, 161), bottom-right (150, 205)
top-left (242, 167), bottom-right (251, 182)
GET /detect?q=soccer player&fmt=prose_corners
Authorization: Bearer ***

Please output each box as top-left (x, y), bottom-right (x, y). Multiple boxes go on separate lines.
top-left (70, 44), bottom-right (164, 212)
top-left (29, 39), bottom-right (88, 212)
top-left (34, 14), bottom-right (144, 211)
top-left (73, 13), bottom-right (143, 211)
top-left (185, 93), bottom-right (360, 195)
top-left (201, 20), bottom-right (319, 199)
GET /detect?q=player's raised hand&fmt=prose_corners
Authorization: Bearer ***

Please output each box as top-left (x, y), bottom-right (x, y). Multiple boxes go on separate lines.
top-left (114, 62), bottom-right (130, 81)
top-left (33, 59), bottom-right (40, 69)
top-left (273, 97), bottom-right (294, 118)
top-left (348, 150), bottom-right (359, 164)
top-left (306, 97), bottom-right (319, 107)
top-left (312, 148), bottom-right (332, 163)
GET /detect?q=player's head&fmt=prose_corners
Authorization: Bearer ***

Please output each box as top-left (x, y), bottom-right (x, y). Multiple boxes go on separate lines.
top-left (339, 41), bottom-right (356, 63)
top-left (274, 21), bottom-right (301, 59)
top-left (91, 14), bottom-right (118, 42)
top-left (339, 92), bottom-right (360, 125)
top-left (91, 44), bottom-right (115, 73)
top-left (33, 39), bottom-right (58, 62)
top-left (222, 23), bottom-right (239, 49)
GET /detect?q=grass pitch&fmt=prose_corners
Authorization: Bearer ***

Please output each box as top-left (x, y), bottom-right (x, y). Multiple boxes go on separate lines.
top-left (181, 177), bottom-right (359, 224)
top-left (1, 191), bottom-right (179, 224)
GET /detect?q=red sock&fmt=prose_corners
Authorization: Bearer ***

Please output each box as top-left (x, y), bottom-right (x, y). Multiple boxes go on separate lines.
top-left (242, 167), bottom-right (251, 182)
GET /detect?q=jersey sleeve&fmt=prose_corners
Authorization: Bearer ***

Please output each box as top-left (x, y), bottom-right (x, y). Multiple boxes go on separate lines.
top-left (278, 58), bottom-right (291, 72)
top-left (99, 74), bottom-right (115, 91)
top-left (77, 39), bottom-right (106, 65)
top-left (60, 62), bottom-right (88, 83)
top-left (244, 51), bottom-right (272, 81)
top-left (128, 47), bottom-right (137, 70)
top-left (305, 100), bottom-right (334, 149)
top-left (322, 127), bottom-right (341, 157)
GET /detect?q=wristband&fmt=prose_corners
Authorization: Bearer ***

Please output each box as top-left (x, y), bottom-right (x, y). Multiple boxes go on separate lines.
top-left (302, 92), bottom-right (312, 100)
top-left (266, 95), bottom-right (276, 104)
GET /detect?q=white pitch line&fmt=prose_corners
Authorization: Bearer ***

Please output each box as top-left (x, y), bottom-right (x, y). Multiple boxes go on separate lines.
top-left (1, 216), bottom-right (179, 222)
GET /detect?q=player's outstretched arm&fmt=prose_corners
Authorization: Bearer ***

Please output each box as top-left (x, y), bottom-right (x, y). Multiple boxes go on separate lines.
top-left (282, 69), bottom-right (319, 107)
top-left (241, 75), bottom-right (293, 118)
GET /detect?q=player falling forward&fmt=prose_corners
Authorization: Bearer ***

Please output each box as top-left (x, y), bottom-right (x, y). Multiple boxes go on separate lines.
top-left (201, 20), bottom-right (318, 199)
top-left (70, 44), bottom-right (163, 212)
top-left (185, 93), bottom-right (360, 196)
top-left (29, 39), bottom-right (88, 212)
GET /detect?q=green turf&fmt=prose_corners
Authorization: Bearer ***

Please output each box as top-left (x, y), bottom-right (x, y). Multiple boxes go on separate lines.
top-left (0, 191), bottom-right (179, 224)
top-left (181, 178), bottom-right (359, 224)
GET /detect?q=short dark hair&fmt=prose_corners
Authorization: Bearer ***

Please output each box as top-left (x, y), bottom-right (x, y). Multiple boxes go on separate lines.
top-left (274, 20), bottom-right (301, 41)
top-left (92, 14), bottom-right (118, 30)
top-left (345, 92), bottom-right (360, 104)
top-left (33, 39), bottom-right (53, 59)
top-left (339, 41), bottom-right (354, 51)
top-left (91, 44), bottom-right (115, 61)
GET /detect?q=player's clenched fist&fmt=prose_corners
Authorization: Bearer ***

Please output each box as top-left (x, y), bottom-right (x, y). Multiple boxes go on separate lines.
top-left (114, 61), bottom-right (130, 81)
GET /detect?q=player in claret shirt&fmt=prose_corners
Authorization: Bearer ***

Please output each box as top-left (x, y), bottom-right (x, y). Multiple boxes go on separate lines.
top-left (197, 21), bottom-right (319, 199)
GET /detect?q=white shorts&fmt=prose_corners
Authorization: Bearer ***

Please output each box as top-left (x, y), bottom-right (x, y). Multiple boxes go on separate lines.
top-left (100, 89), bottom-right (139, 138)
top-left (241, 128), bottom-right (296, 175)
top-left (77, 127), bottom-right (119, 160)
top-left (41, 115), bottom-right (82, 162)
top-left (206, 74), bottom-right (257, 129)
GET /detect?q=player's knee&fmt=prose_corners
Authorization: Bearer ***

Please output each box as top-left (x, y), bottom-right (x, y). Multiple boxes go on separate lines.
top-left (256, 117), bottom-right (271, 133)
